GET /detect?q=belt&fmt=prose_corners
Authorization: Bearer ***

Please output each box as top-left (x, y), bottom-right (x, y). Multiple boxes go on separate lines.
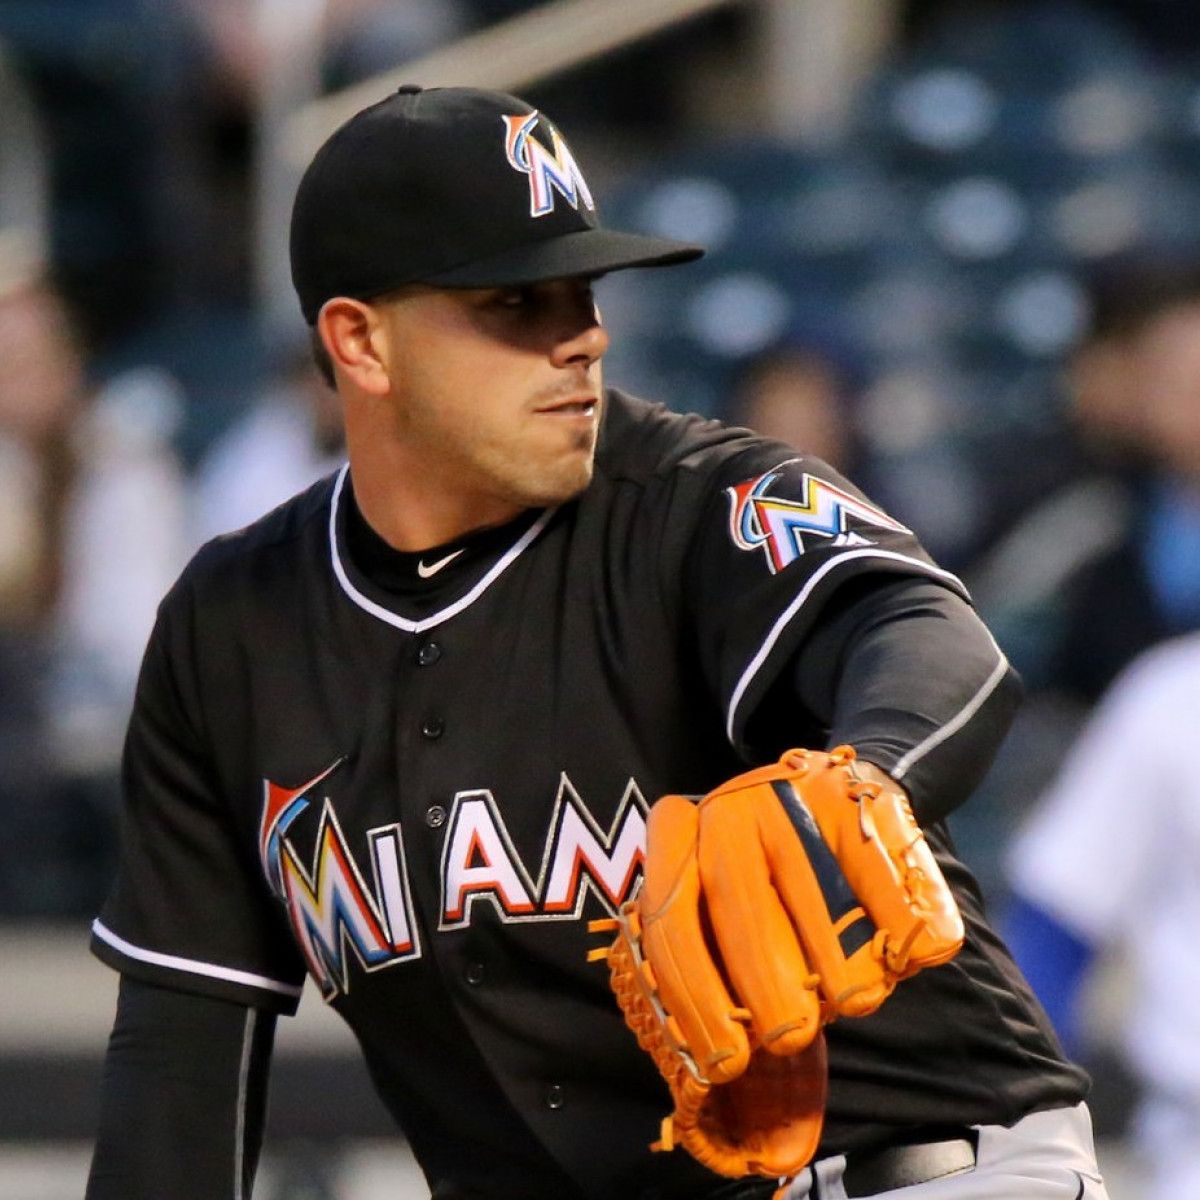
top-left (838, 1130), bottom-right (978, 1197)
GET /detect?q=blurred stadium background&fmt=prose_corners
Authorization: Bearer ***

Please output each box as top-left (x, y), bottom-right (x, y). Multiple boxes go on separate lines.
top-left (5, 0), bottom-right (1199, 1194)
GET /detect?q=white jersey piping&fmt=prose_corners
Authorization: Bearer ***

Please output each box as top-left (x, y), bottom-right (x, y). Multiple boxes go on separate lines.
top-left (91, 919), bottom-right (303, 999)
top-left (724, 548), bottom-right (966, 745)
top-left (327, 464), bottom-right (556, 633)
top-left (233, 1008), bottom-right (257, 1200)
top-left (891, 636), bottom-right (1010, 780)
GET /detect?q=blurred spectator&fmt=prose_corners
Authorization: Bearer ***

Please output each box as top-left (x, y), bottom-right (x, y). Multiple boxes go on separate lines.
top-left (726, 334), bottom-right (867, 476)
top-left (1043, 265), bottom-right (1200, 700)
top-left (1004, 632), bottom-right (1200, 1200)
top-left (49, 366), bottom-right (191, 761)
top-left (724, 340), bottom-right (859, 465)
top-left (943, 260), bottom-right (1200, 902)
top-left (192, 334), bottom-right (344, 542)
top-left (970, 260), bottom-right (1200, 700)
top-left (0, 244), bottom-right (78, 915)
top-left (0, 242), bottom-right (190, 915)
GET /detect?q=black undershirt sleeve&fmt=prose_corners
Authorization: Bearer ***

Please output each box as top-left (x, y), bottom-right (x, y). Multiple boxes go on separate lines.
top-left (790, 577), bottom-right (1022, 825)
top-left (86, 977), bottom-right (276, 1200)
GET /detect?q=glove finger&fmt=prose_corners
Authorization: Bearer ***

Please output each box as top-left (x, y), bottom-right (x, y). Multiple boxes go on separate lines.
top-left (640, 794), bottom-right (750, 1083)
top-left (696, 790), bottom-right (822, 1057)
top-left (844, 786), bottom-right (964, 975)
top-left (758, 776), bottom-right (893, 1017)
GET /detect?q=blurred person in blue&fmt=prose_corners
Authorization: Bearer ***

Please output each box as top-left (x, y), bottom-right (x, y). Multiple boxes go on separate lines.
top-left (0, 234), bottom-right (191, 914)
top-left (1005, 632), bottom-right (1200, 1200)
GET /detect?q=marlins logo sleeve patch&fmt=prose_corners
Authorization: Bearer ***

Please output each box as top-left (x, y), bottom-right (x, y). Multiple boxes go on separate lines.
top-left (726, 460), bottom-right (913, 574)
top-left (687, 452), bottom-right (970, 751)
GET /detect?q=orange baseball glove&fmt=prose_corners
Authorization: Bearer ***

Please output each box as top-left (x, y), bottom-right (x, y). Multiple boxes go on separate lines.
top-left (589, 745), bottom-right (964, 1179)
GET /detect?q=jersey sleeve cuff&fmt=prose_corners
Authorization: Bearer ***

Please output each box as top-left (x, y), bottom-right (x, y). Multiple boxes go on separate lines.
top-left (90, 919), bottom-right (305, 1016)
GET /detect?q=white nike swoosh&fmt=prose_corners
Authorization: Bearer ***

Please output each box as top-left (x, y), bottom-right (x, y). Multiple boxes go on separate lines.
top-left (417, 548), bottom-right (466, 578)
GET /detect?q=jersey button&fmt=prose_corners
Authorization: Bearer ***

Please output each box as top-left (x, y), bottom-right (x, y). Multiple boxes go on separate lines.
top-left (543, 1084), bottom-right (565, 1110)
top-left (464, 961), bottom-right (485, 986)
top-left (421, 716), bottom-right (445, 740)
top-left (416, 640), bottom-right (442, 667)
top-left (424, 805), bottom-right (447, 828)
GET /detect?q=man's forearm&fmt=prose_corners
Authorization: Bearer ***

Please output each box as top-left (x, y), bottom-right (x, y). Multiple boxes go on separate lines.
top-left (87, 977), bottom-right (275, 1199)
top-left (795, 579), bottom-right (1021, 825)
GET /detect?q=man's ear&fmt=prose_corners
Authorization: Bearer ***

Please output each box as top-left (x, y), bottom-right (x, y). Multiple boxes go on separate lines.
top-left (316, 298), bottom-right (391, 396)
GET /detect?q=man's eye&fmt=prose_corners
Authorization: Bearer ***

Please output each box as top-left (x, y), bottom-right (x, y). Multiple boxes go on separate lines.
top-left (496, 287), bottom-right (532, 308)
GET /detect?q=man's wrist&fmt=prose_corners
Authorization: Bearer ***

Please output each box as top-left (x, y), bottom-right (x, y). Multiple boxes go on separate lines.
top-left (851, 755), bottom-right (909, 800)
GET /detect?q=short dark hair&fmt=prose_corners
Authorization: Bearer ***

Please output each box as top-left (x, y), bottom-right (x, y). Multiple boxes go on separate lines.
top-left (310, 327), bottom-right (335, 388)
top-left (1085, 257), bottom-right (1200, 342)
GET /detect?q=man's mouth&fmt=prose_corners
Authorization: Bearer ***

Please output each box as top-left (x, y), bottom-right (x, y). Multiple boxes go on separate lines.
top-left (535, 395), bottom-right (599, 417)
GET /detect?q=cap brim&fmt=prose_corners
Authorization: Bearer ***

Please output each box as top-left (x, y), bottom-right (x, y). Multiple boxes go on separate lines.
top-left (421, 227), bottom-right (704, 287)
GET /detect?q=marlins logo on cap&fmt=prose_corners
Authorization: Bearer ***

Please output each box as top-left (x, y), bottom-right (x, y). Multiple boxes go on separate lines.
top-left (503, 112), bottom-right (595, 219)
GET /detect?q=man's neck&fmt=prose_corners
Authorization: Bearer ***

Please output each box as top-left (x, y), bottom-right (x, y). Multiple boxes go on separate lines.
top-left (347, 446), bottom-right (526, 553)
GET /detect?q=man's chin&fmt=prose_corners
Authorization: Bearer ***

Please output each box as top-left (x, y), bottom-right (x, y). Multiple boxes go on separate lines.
top-left (518, 462), bottom-right (595, 509)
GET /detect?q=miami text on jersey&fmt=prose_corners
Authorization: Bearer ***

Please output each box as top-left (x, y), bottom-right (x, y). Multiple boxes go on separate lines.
top-left (258, 768), bottom-right (646, 999)
top-left (259, 761), bottom-right (420, 1000)
top-left (439, 775), bottom-right (647, 931)
top-left (726, 462), bottom-right (911, 574)
top-left (503, 111), bottom-right (595, 218)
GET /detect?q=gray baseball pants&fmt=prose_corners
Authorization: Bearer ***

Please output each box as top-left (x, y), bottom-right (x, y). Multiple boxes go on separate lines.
top-left (775, 1103), bottom-right (1110, 1199)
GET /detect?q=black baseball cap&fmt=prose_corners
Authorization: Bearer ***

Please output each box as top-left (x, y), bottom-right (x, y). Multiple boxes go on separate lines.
top-left (290, 85), bottom-right (704, 324)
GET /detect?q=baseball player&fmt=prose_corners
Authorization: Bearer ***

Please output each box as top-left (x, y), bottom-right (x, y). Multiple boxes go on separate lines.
top-left (1006, 632), bottom-right (1200, 1200)
top-left (87, 86), bottom-right (1109, 1200)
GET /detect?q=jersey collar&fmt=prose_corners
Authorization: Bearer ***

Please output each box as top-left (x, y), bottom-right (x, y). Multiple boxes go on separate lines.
top-left (327, 464), bottom-right (556, 633)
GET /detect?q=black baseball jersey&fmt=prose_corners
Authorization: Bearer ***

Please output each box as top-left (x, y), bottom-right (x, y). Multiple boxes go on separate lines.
top-left (92, 390), bottom-right (1085, 1199)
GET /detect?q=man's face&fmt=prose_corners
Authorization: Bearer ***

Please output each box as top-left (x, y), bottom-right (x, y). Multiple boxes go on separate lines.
top-left (0, 285), bottom-right (84, 443)
top-left (372, 277), bottom-right (608, 511)
top-left (1135, 300), bottom-right (1200, 479)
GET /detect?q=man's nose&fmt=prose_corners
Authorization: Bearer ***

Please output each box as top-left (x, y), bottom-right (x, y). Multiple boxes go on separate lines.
top-left (551, 313), bottom-right (609, 369)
